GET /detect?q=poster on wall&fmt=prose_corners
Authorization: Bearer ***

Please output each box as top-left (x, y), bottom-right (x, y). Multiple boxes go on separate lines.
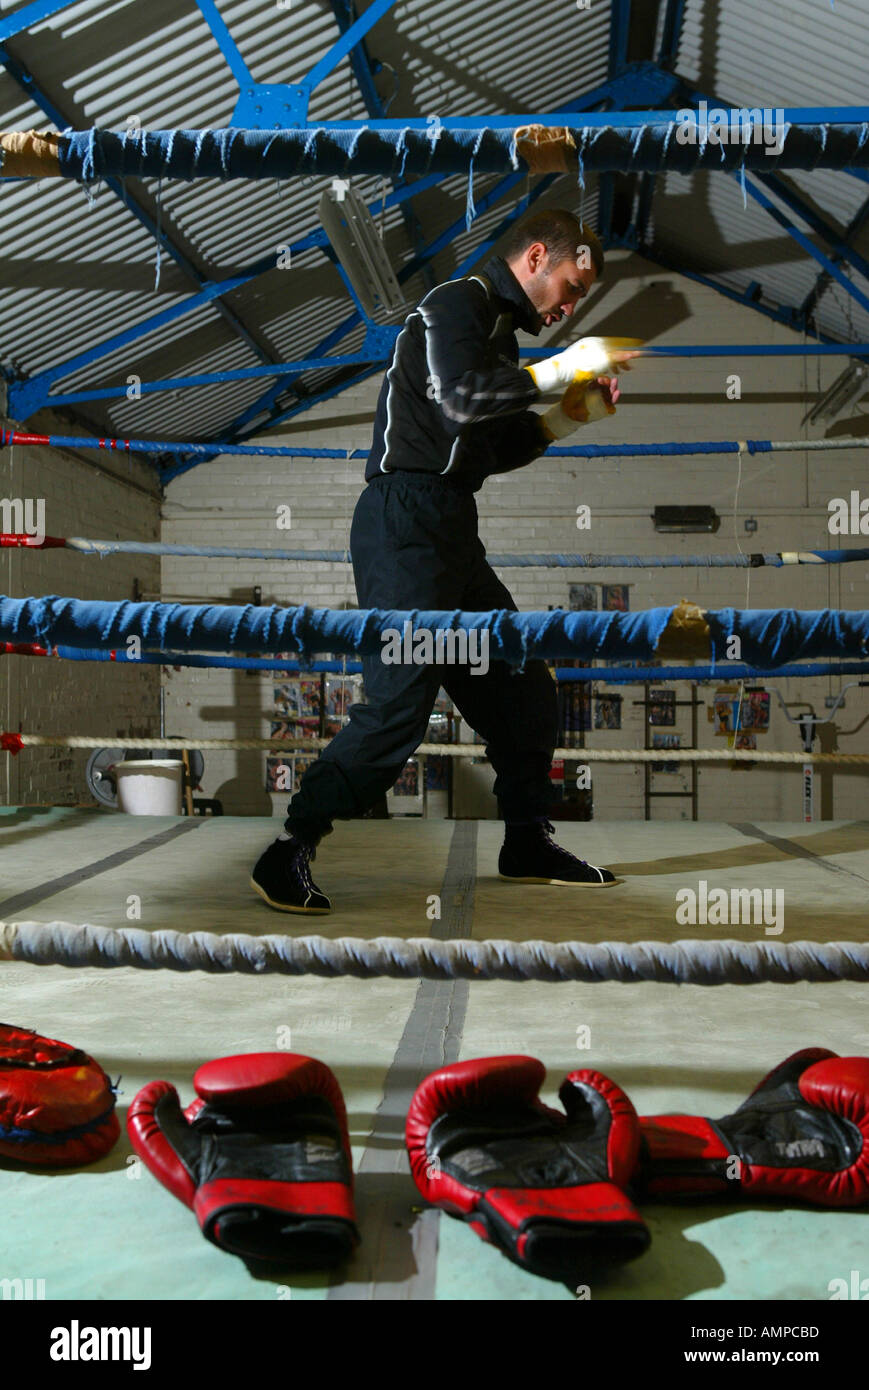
top-left (651, 733), bottom-right (681, 772)
top-left (569, 584), bottom-right (598, 611)
top-left (265, 755), bottom-right (294, 793)
top-left (561, 686), bottom-right (591, 746)
top-left (392, 761), bottom-right (419, 796)
top-left (267, 720), bottom-right (298, 793)
top-left (733, 731), bottom-right (757, 768)
top-left (274, 682), bottom-right (301, 718)
top-left (293, 754), bottom-right (317, 788)
top-left (648, 689), bottom-right (676, 726)
top-left (299, 676), bottom-right (323, 719)
top-left (387, 757), bottom-right (424, 814)
top-left (424, 713), bottom-right (451, 794)
top-left (594, 693), bottom-right (622, 730)
top-left (325, 676), bottom-right (357, 719)
top-left (738, 690), bottom-right (770, 731)
top-left (425, 757), bottom-right (449, 791)
top-left (602, 584), bottom-right (630, 612)
top-left (713, 697), bottom-right (735, 735)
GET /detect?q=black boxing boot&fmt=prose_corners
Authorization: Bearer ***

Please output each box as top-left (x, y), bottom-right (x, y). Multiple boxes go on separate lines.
top-left (498, 818), bottom-right (618, 887)
top-left (251, 832), bottom-right (331, 914)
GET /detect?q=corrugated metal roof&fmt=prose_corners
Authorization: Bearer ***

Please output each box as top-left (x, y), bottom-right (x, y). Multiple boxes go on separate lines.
top-left (655, 0), bottom-right (869, 343)
top-left (0, 0), bottom-right (866, 462)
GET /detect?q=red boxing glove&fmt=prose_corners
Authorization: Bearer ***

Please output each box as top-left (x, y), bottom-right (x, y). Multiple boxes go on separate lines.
top-left (406, 1055), bottom-right (649, 1283)
top-left (0, 1022), bottom-right (119, 1167)
top-left (127, 1052), bottom-right (358, 1266)
top-left (638, 1047), bottom-right (869, 1206)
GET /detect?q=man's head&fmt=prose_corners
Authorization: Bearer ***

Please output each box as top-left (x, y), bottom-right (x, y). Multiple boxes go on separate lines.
top-left (502, 209), bottom-right (604, 329)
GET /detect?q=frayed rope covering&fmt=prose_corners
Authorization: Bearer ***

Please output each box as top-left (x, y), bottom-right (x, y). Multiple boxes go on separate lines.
top-left (1, 922), bottom-right (867, 984)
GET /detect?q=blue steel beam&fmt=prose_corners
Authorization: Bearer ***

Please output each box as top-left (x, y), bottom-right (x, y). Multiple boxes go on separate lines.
top-left (328, 0), bottom-right (434, 292)
top-left (565, 61), bottom-right (681, 110)
top-left (9, 172), bottom-right (441, 419)
top-left (222, 161), bottom-right (544, 441)
top-left (677, 83), bottom-right (869, 290)
top-left (0, 0), bottom-right (77, 42)
top-left (198, 0), bottom-right (399, 126)
top-left (0, 42), bottom-right (282, 419)
top-left (9, 257), bottom-right (274, 420)
top-left (221, 169), bottom-right (563, 457)
top-left (608, 0), bottom-right (632, 76)
top-left (304, 0), bottom-right (397, 94)
top-left (325, 251), bottom-right (381, 322)
top-left (738, 175), bottom-right (869, 318)
top-left (48, 339), bottom-right (869, 408)
top-left (42, 355), bottom-right (389, 406)
top-left (755, 172), bottom-right (869, 286)
top-left (63, 171), bottom-right (561, 416)
top-left (657, 0), bottom-right (687, 67)
top-left (801, 188), bottom-right (869, 322)
top-left (501, 73), bottom-right (670, 252)
top-left (597, 8), bottom-right (638, 250)
top-left (327, 0), bottom-right (384, 115)
top-left (6, 106), bottom-right (869, 143)
top-left (159, 364), bottom-right (386, 484)
top-left (612, 235), bottom-right (845, 339)
top-left (194, 0), bottom-right (254, 87)
top-left (219, 73), bottom-right (649, 448)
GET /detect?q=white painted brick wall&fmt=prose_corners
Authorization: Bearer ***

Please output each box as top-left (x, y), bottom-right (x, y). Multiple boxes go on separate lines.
top-left (161, 252), bottom-right (869, 820)
top-left (1, 417), bottom-right (161, 807)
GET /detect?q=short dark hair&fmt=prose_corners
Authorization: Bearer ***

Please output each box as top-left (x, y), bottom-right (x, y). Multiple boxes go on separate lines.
top-left (501, 209), bottom-right (604, 279)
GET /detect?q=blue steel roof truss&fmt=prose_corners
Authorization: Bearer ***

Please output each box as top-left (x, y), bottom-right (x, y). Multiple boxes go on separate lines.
top-left (2, 1), bottom-right (869, 478)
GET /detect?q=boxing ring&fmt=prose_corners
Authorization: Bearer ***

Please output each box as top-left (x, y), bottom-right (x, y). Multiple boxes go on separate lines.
top-left (3, 113), bottom-right (869, 1303)
top-left (2, 805), bottom-right (868, 1301)
top-left (4, 512), bottom-right (869, 1299)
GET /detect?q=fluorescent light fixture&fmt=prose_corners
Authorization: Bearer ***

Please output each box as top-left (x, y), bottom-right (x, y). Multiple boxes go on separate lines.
top-left (803, 358), bottom-right (869, 425)
top-left (319, 186), bottom-right (406, 317)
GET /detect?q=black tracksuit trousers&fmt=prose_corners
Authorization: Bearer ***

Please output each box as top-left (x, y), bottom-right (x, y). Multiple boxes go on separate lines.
top-left (283, 472), bottom-right (558, 841)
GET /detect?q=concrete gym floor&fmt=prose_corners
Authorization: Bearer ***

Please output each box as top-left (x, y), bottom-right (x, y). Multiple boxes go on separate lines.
top-left (1, 806), bottom-right (867, 1302)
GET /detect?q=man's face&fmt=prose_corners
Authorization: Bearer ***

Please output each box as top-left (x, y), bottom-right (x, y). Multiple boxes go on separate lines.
top-left (516, 242), bottom-right (598, 328)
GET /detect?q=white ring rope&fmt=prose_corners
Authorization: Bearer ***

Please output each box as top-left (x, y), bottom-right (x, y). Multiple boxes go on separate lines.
top-left (7, 734), bottom-right (869, 763)
top-left (0, 923), bottom-right (866, 984)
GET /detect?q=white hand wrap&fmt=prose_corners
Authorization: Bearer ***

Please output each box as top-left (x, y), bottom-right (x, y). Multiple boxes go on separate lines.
top-left (542, 385), bottom-right (613, 440)
top-left (526, 336), bottom-right (614, 394)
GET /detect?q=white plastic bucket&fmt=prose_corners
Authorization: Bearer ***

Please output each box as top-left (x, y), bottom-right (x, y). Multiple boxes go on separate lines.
top-left (115, 759), bottom-right (184, 815)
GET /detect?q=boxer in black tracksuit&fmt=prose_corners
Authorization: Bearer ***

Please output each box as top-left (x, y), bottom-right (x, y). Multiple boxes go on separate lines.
top-left (252, 213), bottom-right (621, 912)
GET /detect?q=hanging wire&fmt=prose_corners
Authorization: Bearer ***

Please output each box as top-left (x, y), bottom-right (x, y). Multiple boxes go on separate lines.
top-left (729, 443), bottom-right (749, 744)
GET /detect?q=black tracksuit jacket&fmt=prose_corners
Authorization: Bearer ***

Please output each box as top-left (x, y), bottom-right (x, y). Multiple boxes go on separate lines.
top-left (365, 255), bottom-right (550, 491)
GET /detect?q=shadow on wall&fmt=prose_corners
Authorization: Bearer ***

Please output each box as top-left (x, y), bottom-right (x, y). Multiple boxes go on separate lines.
top-left (212, 777), bottom-right (274, 816)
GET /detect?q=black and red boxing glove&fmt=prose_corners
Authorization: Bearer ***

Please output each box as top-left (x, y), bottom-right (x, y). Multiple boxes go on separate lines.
top-left (127, 1052), bottom-right (358, 1266)
top-left (406, 1055), bottom-right (649, 1282)
top-left (638, 1047), bottom-right (869, 1206)
top-left (0, 1022), bottom-right (119, 1167)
